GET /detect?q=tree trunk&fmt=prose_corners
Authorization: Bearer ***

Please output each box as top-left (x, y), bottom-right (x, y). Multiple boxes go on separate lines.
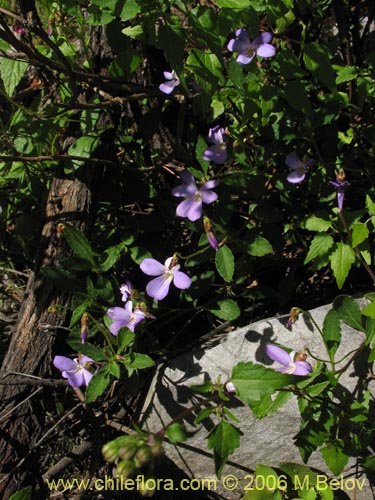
top-left (0, 174), bottom-right (93, 498)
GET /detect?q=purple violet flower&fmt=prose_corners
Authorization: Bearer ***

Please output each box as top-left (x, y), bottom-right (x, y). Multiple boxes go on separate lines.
top-left (265, 344), bottom-right (312, 376)
top-left (159, 70), bottom-right (180, 94)
top-left (172, 170), bottom-right (219, 222)
top-left (225, 381), bottom-right (236, 394)
top-left (53, 355), bottom-right (93, 387)
top-left (140, 256), bottom-right (191, 300)
top-left (107, 301), bottom-right (145, 336)
top-left (203, 126), bottom-right (228, 164)
top-left (120, 281), bottom-right (133, 302)
top-left (227, 29), bottom-right (275, 65)
top-left (329, 172), bottom-right (349, 212)
top-left (286, 153), bottom-right (313, 184)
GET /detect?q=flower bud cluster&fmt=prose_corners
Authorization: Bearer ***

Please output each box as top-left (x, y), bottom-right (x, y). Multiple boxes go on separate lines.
top-left (102, 432), bottom-right (164, 490)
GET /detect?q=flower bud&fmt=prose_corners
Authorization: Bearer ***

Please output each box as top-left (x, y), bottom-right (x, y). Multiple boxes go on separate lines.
top-left (118, 441), bottom-right (139, 461)
top-left (116, 460), bottom-right (136, 479)
top-left (134, 445), bottom-right (153, 466)
top-left (102, 441), bottom-right (119, 463)
top-left (138, 476), bottom-right (156, 497)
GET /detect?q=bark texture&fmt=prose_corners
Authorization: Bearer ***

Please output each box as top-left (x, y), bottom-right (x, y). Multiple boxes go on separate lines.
top-left (0, 175), bottom-right (93, 498)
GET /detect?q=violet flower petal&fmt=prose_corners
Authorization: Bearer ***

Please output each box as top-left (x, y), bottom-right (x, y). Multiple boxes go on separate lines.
top-left (146, 274), bottom-right (173, 300)
top-left (140, 258), bottom-right (166, 276)
top-left (200, 190), bottom-right (218, 204)
top-left (236, 53), bottom-right (255, 65)
top-left (176, 199), bottom-right (203, 221)
top-left (202, 179), bottom-right (220, 190)
top-left (256, 43), bottom-right (276, 58)
top-left (159, 81), bottom-right (176, 94)
top-left (265, 344), bottom-right (291, 366)
top-left (173, 270), bottom-right (192, 290)
top-left (287, 170), bottom-right (306, 184)
top-left (203, 145), bottom-right (227, 164)
top-left (293, 361), bottom-right (313, 375)
top-left (53, 355), bottom-right (77, 372)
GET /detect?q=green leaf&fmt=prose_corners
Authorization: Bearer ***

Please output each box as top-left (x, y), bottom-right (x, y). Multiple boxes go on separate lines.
top-left (207, 420), bottom-right (241, 477)
top-left (108, 360), bottom-right (121, 378)
top-left (361, 300), bottom-right (375, 319)
top-left (68, 135), bottom-right (100, 168)
top-left (190, 380), bottom-right (214, 393)
top-left (209, 299), bottom-right (240, 320)
top-left (0, 58), bottom-right (28, 96)
top-left (62, 224), bottom-right (96, 267)
top-left (240, 490), bottom-right (274, 500)
top-left (41, 266), bottom-right (84, 292)
top-left (86, 368), bottom-right (111, 403)
top-left (279, 462), bottom-right (320, 487)
top-left (186, 49), bottom-right (223, 110)
top-left (119, 0), bottom-right (141, 21)
top-left (304, 234), bottom-right (334, 264)
top-left (215, 244), bottom-right (234, 282)
top-left (329, 242), bottom-right (356, 289)
top-left (67, 340), bottom-right (106, 362)
top-left (117, 329), bottom-right (136, 352)
top-left (69, 302), bottom-right (90, 327)
top-left (247, 235), bottom-right (273, 257)
top-left (194, 406), bottom-right (215, 424)
top-left (351, 222), bottom-right (369, 248)
top-left (321, 444), bottom-right (349, 475)
top-left (365, 316), bottom-right (375, 343)
top-left (124, 353), bottom-right (154, 370)
top-left (333, 65), bottom-right (357, 84)
top-left (9, 486), bottom-right (33, 500)
top-left (158, 24), bottom-right (185, 74)
top-left (231, 362), bottom-right (297, 402)
top-left (216, 0), bottom-right (255, 6)
top-left (305, 214), bottom-right (332, 232)
top-left (332, 295), bottom-right (364, 332)
top-left (322, 309), bottom-right (341, 360)
top-left (303, 42), bottom-right (336, 92)
top-left (247, 391), bottom-right (291, 418)
top-left (165, 423), bottom-right (187, 444)
top-left (122, 25), bottom-right (143, 40)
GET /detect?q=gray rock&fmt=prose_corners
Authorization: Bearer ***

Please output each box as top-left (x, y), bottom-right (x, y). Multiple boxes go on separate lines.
top-left (140, 299), bottom-right (375, 499)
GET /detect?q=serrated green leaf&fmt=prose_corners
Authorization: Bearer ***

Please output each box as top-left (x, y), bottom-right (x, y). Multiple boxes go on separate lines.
top-left (68, 135), bottom-right (100, 168)
top-left (108, 360), bottom-right (121, 379)
top-left (0, 58), bottom-right (28, 96)
top-left (117, 329), bottom-right (136, 352)
top-left (119, 0), bottom-right (141, 21)
top-left (122, 25), bottom-right (143, 39)
top-left (329, 243), bottom-right (356, 289)
top-left (85, 368), bottom-right (111, 403)
top-left (321, 444), bottom-right (349, 475)
top-left (158, 24), bottom-right (185, 74)
top-left (207, 421), bottom-right (241, 477)
top-left (215, 244), bottom-right (234, 282)
top-left (41, 266), bottom-right (84, 292)
top-left (67, 340), bottom-right (106, 361)
top-left (351, 222), bottom-right (369, 248)
top-left (247, 391), bottom-right (291, 418)
top-left (322, 309), bottom-right (341, 360)
top-left (209, 299), bottom-right (240, 320)
top-left (333, 65), bottom-right (357, 84)
top-left (190, 380), bottom-right (214, 393)
top-left (247, 235), bottom-right (273, 257)
top-left (194, 407), bottom-right (215, 424)
top-left (62, 224), bottom-right (96, 267)
top-left (304, 234), bottom-right (334, 264)
top-left (231, 362), bottom-right (297, 402)
top-left (305, 214), bottom-right (332, 232)
top-left (332, 295), bottom-right (364, 331)
top-left (186, 49), bottom-right (222, 110)
top-left (124, 353), bottom-right (154, 370)
top-left (303, 43), bottom-right (336, 92)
